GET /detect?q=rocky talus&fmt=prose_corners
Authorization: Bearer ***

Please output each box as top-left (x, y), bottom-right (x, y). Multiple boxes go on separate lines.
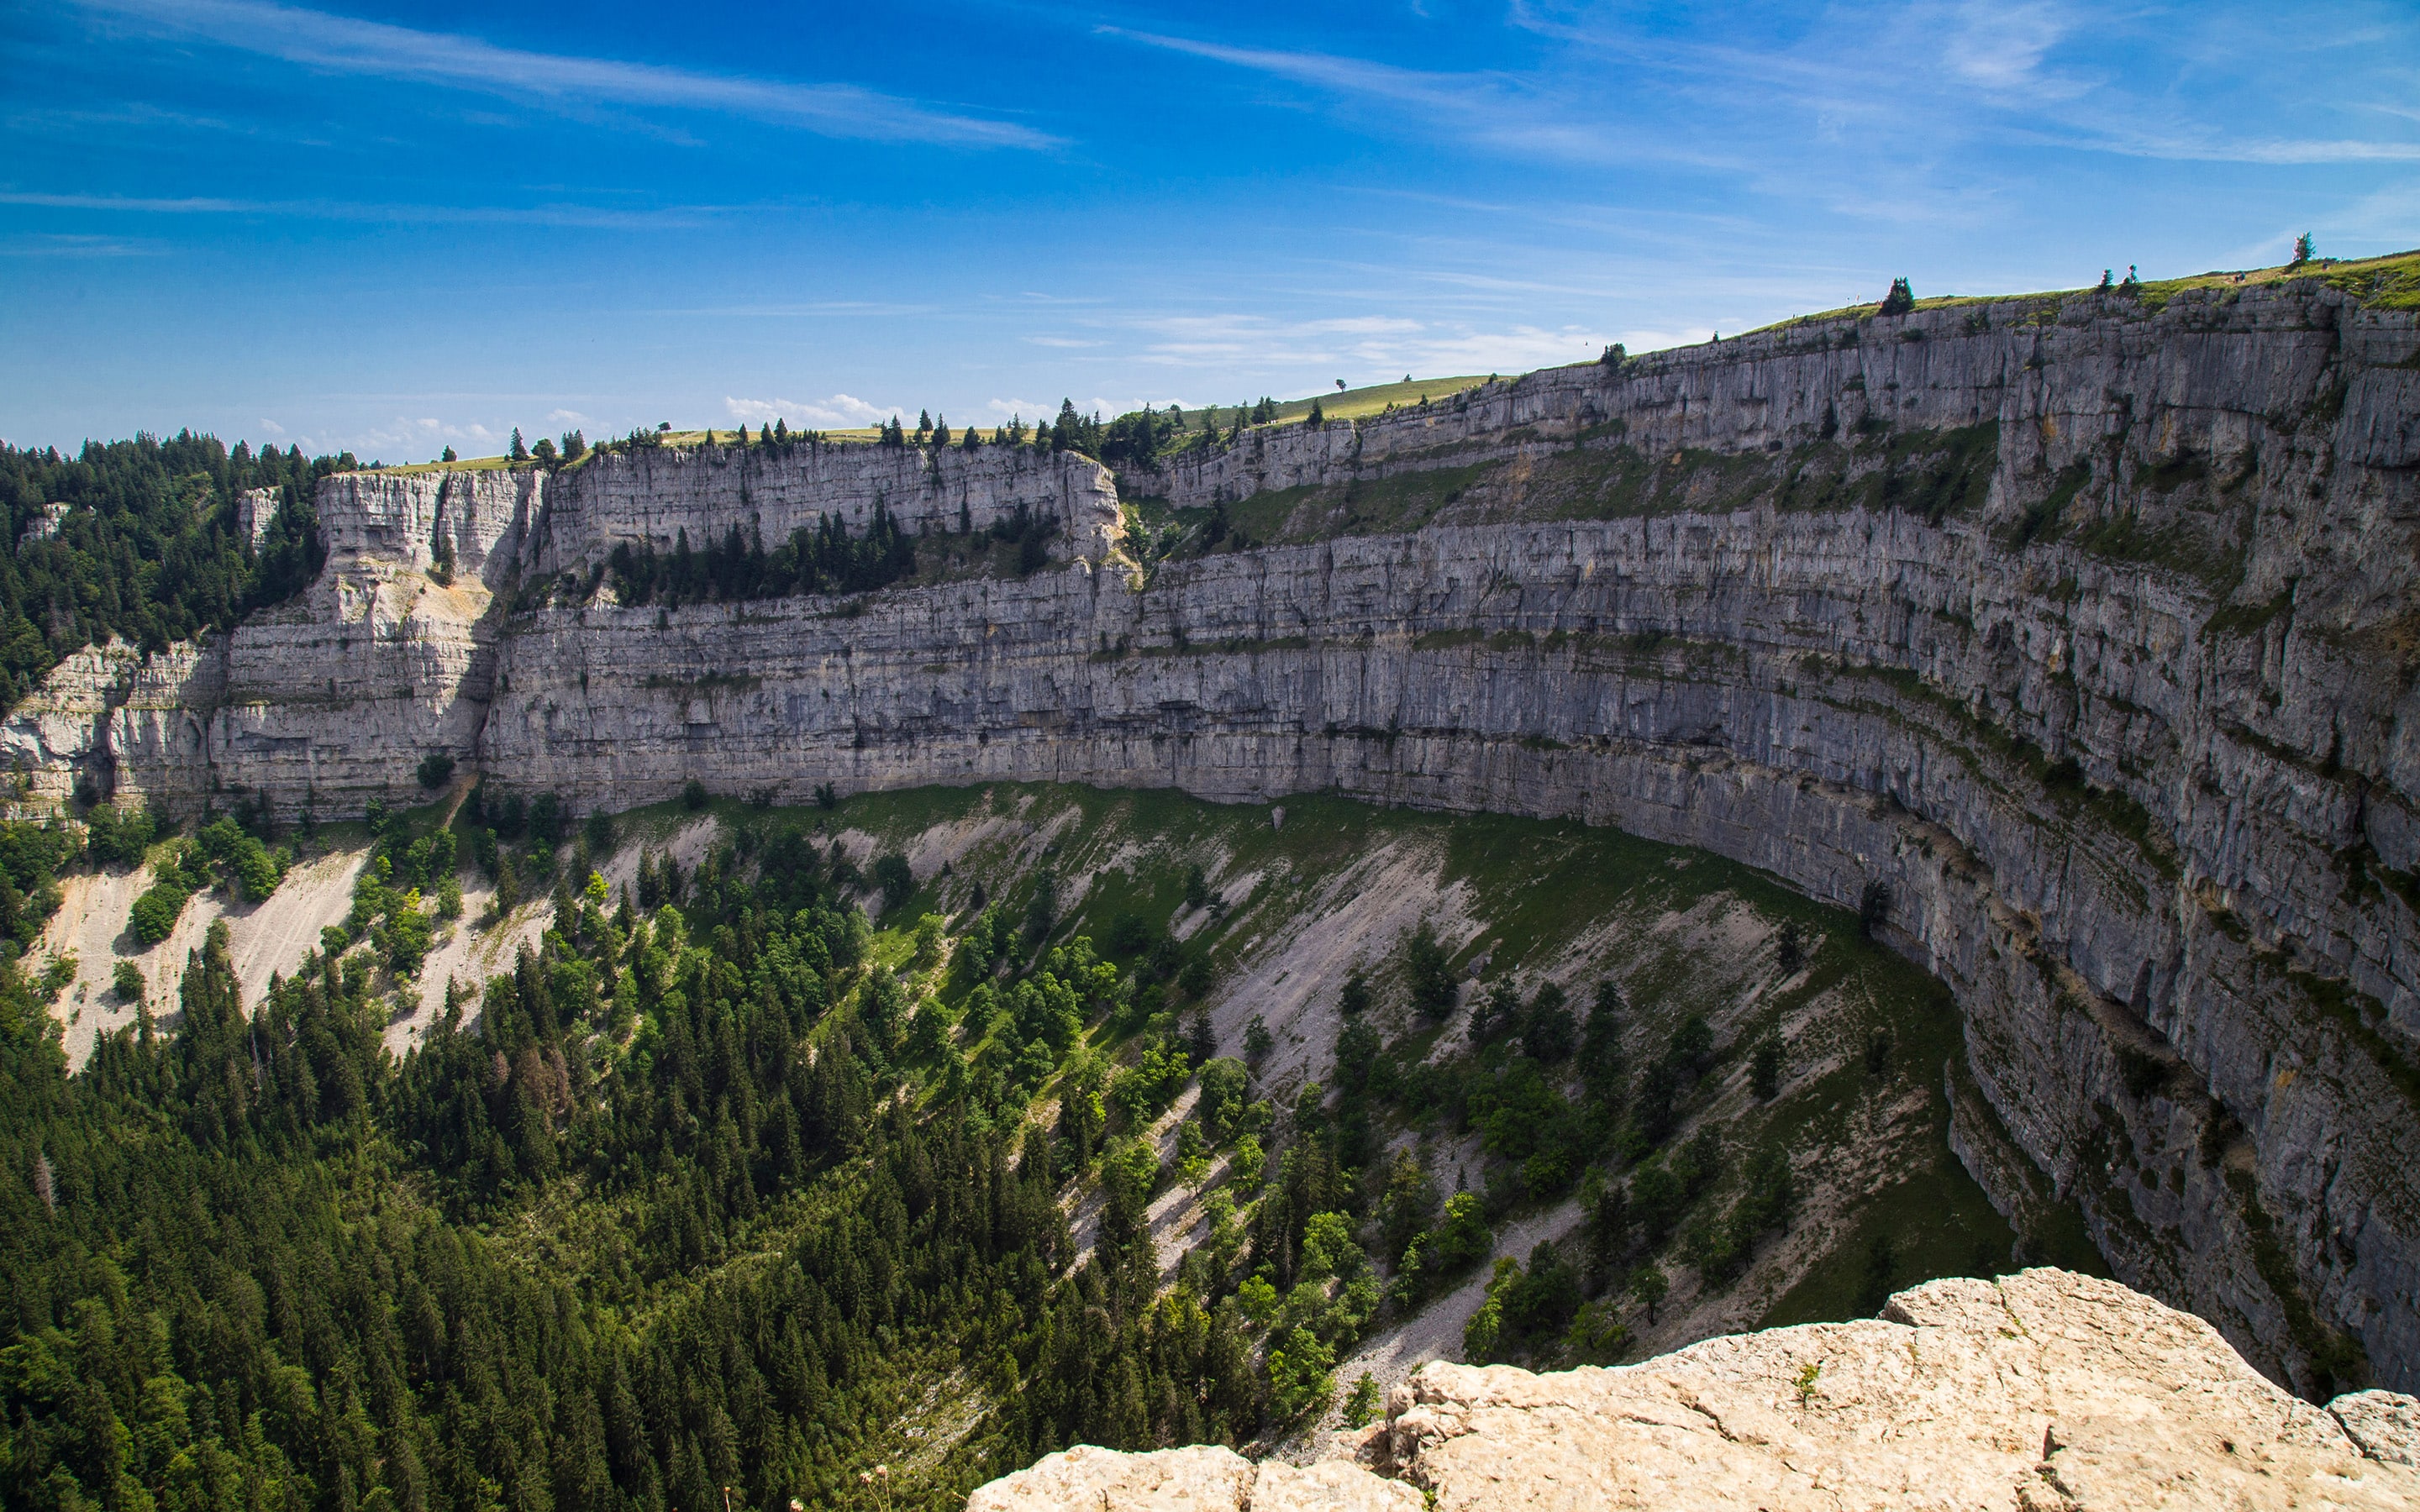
top-left (968, 1270), bottom-right (2420, 1512)
top-left (9, 278), bottom-right (2420, 1394)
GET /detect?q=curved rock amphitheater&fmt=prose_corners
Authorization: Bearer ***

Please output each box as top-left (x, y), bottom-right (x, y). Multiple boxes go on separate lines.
top-left (10, 276), bottom-right (2418, 1409)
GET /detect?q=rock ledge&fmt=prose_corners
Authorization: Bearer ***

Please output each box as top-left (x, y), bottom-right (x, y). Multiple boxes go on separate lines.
top-left (968, 1269), bottom-right (2420, 1510)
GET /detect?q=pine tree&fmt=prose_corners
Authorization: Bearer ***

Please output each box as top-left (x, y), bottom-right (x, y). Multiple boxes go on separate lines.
top-left (1306, 399), bottom-right (1326, 428)
top-left (1878, 277), bottom-right (1915, 317)
top-left (1750, 1036), bottom-right (1784, 1100)
top-left (510, 427), bottom-right (529, 461)
top-left (2292, 233), bottom-right (2316, 265)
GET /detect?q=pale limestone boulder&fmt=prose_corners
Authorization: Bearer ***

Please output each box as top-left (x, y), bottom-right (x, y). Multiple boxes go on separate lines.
top-left (1249, 1461), bottom-right (1423, 1512)
top-left (2328, 1389), bottom-right (2420, 1466)
top-left (964, 1444), bottom-right (1421, 1512)
top-left (970, 1270), bottom-right (2420, 1511)
top-left (1379, 1268), bottom-right (2419, 1510)
top-left (966, 1442), bottom-right (1255, 1512)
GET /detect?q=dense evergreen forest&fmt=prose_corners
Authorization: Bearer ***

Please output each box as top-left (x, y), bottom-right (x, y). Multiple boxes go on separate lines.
top-left (597, 502), bottom-right (1055, 609)
top-left (0, 802), bottom-right (1301, 1512)
top-left (0, 777), bottom-right (1944, 1512)
top-left (0, 433), bottom-right (341, 707)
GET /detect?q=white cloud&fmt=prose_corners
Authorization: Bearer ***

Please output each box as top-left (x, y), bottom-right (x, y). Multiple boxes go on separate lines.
top-left (1616, 328), bottom-right (1717, 354)
top-left (1941, 0), bottom-right (2081, 95)
top-left (1399, 325), bottom-right (1610, 371)
top-left (545, 408), bottom-right (589, 425)
top-left (1107, 4), bottom-right (2420, 194)
top-left (1112, 310), bottom-right (1612, 378)
top-left (0, 192), bottom-right (248, 213)
top-left (76, 0), bottom-right (1056, 149)
top-left (1301, 316), bottom-right (1425, 336)
top-left (2314, 178), bottom-right (2420, 248)
top-left (0, 190), bottom-right (742, 227)
top-left (258, 418), bottom-right (286, 435)
top-left (1025, 335), bottom-right (1105, 349)
top-left (0, 231), bottom-right (161, 257)
top-left (1103, 27), bottom-right (1497, 114)
top-left (724, 394), bottom-right (893, 428)
top-left (1100, 24), bottom-right (1737, 169)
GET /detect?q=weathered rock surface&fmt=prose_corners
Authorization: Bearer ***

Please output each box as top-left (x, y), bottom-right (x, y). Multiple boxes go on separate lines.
top-left (0, 442), bottom-right (1120, 814)
top-left (11, 278), bottom-right (2420, 1394)
top-left (969, 1270), bottom-right (2420, 1511)
top-left (966, 1443), bottom-right (1425, 1512)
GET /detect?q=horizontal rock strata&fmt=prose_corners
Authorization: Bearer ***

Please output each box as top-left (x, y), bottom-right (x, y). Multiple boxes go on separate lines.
top-left (11, 279), bottom-right (2420, 1394)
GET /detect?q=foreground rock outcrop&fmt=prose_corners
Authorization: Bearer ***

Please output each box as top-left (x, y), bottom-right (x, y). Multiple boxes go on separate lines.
top-left (970, 1270), bottom-right (2420, 1511)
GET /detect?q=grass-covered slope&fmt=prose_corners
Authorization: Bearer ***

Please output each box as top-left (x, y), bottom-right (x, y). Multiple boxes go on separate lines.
top-left (1752, 246), bottom-right (2420, 331)
top-left (770, 784), bottom-right (2106, 1439)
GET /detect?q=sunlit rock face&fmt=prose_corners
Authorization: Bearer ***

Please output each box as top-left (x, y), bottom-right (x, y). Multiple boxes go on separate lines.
top-left (968, 1271), bottom-right (2420, 1512)
top-left (18, 279), bottom-right (2420, 1394)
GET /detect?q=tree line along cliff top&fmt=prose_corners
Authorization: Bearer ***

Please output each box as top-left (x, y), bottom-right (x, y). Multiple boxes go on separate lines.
top-left (344, 244), bottom-right (2420, 480)
top-left (2, 244), bottom-right (2409, 720)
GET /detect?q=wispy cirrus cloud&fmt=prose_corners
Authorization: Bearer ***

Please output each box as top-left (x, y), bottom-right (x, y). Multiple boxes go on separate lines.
top-left (0, 192), bottom-right (253, 214)
top-left (1093, 308), bottom-right (1608, 376)
top-left (2021, 129), bottom-right (2420, 165)
top-left (1100, 27), bottom-right (1486, 108)
top-left (0, 190), bottom-right (747, 227)
top-left (71, 0), bottom-right (1056, 149)
top-left (723, 394), bottom-right (897, 428)
top-left (1096, 25), bottom-right (1732, 169)
top-left (0, 231), bottom-right (165, 256)
top-left (1114, 3), bottom-right (2420, 182)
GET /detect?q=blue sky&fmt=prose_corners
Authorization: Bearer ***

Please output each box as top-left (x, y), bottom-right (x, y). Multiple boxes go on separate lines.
top-left (3, 0), bottom-right (2416, 460)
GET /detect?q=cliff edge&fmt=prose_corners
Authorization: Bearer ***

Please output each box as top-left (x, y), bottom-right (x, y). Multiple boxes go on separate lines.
top-left (14, 275), bottom-right (2420, 1396)
top-left (969, 1269), bottom-right (2420, 1511)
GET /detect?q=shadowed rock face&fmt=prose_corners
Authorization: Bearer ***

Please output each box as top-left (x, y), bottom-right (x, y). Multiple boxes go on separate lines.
top-left (967, 1271), bottom-right (2420, 1512)
top-left (11, 279), bottom-right (2420, 1393)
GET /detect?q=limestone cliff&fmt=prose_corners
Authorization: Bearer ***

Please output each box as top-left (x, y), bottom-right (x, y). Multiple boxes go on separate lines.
top-left (0, 442), bottom-right (1120, 812)
top-left (966, 1270), bottom-right (2420, 1511)
top-left (10, 276), bottom-right (2420, 1397)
